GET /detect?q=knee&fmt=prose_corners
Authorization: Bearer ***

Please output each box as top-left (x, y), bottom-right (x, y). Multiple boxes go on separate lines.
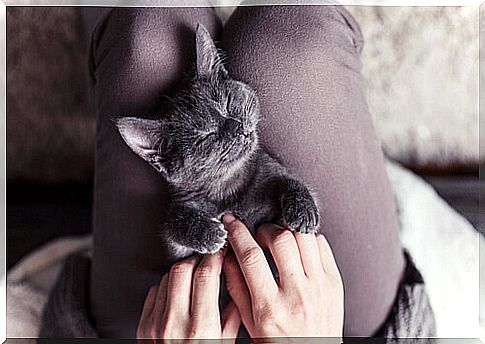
top-left (91, 7), bottom-right (221, 82)
top-left (268, 5), bottom-right (362, 50)
top-left (291, 6), bottom-right (363, 54)
top-left (223, 5), bottom-right (363, 70)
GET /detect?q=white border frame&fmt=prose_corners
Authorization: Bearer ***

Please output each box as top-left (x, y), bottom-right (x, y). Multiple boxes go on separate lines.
top-left (0, 1), bottom-right (482, 343)
top-left (1, 0), bottom-right (6, 342)
top-left (1, 0), bottom-right (484, 6)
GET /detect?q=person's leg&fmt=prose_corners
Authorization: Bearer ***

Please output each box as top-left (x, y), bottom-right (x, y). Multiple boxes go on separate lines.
top-left (221, 5), bottom-right (405, 337)
top-left (89, 7), bottom-right (221, 338)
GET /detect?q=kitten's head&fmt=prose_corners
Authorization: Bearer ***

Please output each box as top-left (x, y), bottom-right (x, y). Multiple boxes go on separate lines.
top-left (115, 24), bottom-right (260, 188)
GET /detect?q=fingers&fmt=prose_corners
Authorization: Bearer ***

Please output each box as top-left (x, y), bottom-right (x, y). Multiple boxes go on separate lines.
top-left (190, 250), bottom-right (224, 319)
top-left (137, 274), bottom-right (169, 339)
top-left (140, 285), bottom-right (158, 321)
top-left (137, 284), bottom-right (158, 338)
top-left (293, 231), bottom-right (324, 279)
top-left (223, 214), bottom-right (278, 298)
top-left (152, 274), bottom-right (169, 333)
top-left (223, 252), bottom-right (254, 329)
top-left (256, 223), bottom-right (306, 287)
top-left (221, 300), bottom-right (241, 338)
top-left (165, 255), bottom-right (200, 317)
top-left (316, 233), bottom-right (341, 276)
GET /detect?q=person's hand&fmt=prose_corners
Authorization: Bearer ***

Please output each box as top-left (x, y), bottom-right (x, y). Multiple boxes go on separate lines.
top-left (222, 214), bottom-right (344, 340)
top-left (136, 250), bottom-right (241, 340)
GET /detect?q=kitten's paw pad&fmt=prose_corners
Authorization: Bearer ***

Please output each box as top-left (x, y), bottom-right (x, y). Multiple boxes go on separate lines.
top-left (281, 196), bottom-right (320, 234)
top-left (194, 219), bottom-right (227, 254)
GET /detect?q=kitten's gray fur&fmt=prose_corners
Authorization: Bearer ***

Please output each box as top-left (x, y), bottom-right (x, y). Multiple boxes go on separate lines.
top-left (116, 24), bottom-right (320, 259)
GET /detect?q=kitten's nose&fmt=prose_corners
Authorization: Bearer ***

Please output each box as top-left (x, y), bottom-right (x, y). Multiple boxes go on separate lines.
top-left (224, 118), bottom-right (247, 137)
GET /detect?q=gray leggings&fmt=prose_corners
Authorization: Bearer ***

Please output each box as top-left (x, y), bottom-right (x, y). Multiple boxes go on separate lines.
top-left (88, 4), bottom-right (405, 338)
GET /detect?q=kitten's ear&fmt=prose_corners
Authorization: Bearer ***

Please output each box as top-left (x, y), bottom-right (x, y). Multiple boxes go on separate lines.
top-left (195, 23), bottom-right (227, 78)
top-left (115, 117), bottom-right (167, 174)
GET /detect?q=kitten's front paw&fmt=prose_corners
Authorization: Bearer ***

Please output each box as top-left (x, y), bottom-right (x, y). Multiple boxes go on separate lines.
top-left (193, 218), bottom-right (227, 254)
top-left (281, 191), bottom-right (320, 234)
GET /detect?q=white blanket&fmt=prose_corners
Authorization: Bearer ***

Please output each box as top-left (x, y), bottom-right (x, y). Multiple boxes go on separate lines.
top-left (4, 162), bottom-right (484, 341)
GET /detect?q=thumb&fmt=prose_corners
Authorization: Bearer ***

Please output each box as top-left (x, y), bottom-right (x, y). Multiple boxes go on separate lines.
top-left (221, 300), bottom-right (241, 338)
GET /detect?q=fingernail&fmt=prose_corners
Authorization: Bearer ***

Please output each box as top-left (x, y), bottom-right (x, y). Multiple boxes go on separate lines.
top-left (223, 213), bottom-right (237, 226)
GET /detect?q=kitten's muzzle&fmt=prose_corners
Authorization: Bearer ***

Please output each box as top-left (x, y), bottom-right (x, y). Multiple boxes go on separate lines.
top-left (224, 118), bottom-right (252, 138)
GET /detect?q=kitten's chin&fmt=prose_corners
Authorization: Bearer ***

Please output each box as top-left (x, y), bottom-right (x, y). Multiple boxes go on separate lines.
top-left (215, 132), bottom-right (258, 175)
top-left (242, 132), bottom-right (258, 156)
top-left (231, 133), bottom-right (258, 163)
top-left (229, 146), bottom-right (257, 176)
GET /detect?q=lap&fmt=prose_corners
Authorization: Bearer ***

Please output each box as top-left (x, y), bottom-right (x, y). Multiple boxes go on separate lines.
top-left (221, 5), bottom-right (405, 336)
top-left (90, 4), bottom-right (404, 338)
top-left (89, 6), bottom-right (221, 338)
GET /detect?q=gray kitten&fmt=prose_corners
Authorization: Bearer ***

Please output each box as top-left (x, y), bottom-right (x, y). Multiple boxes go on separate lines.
top-left (116, 24), bottom-right (320, 259)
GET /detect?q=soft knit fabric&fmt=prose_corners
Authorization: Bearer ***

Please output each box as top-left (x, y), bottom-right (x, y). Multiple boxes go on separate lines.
top-left (39, 252), bottom-right (435, 340)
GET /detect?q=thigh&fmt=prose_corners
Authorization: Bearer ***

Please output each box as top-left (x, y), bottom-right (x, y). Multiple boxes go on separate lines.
top-left (90, 7), bottom-right (221, 338)
top-left (221, 5), bottom-right (405, 337)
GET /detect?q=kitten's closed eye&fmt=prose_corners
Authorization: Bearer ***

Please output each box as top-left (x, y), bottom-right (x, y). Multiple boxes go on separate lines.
top-left (195, 130), bottom-right (217, 145)
top-left (210, 100), bottom-right (227, 117)
top-left (194, 128), bottom-right (217, 136)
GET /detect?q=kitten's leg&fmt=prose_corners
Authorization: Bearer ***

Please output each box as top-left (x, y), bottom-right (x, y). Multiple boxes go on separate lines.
top-left (165, 204), bottom-right (227, 256)
top-left (278, 178), bottom-right (320, 234)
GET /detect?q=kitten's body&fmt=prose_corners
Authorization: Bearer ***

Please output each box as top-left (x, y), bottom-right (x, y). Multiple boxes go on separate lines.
top-left (166, 149), bottom-right (297, 257)
top-left (116, 24), bottom-right (320, 259)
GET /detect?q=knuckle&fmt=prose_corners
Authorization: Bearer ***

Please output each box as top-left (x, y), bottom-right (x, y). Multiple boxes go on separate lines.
top-left (137, 314), bottom-right (155, 338)
top-left (271, 230), bottom-right (294, 248)
top-left (189, 320), bottom-right (208, 337)
top-left (160, 328), bottom-right (172, 339)
top-left (170, 261), bottom-right (193, 275)
top-left (189, 326), bottom-right (198, 338)
top-left (149, 327), bottom-right (159, 339)
top-left (194, 263), bottom-right (217, 281)
top-left (160, 316), bottom-right (178, 338)
top-left (188, 324), bottom-right (204, 338)
top-left (254, 301), bottom-right (273, 319)
top-left (231, 222), bottom-right (248, 237)
top-left (254, 301), bottom-right (280, 327)
top-left (240, 246), bottom-right (264, 268)
top-left (189, 317), bottom-right (217, 339)
top-left (136, 326), bottom-right (145, 338)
